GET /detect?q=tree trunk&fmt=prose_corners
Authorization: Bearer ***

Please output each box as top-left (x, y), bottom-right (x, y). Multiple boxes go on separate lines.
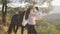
top-left (2, 0), bottom-right (7, 25)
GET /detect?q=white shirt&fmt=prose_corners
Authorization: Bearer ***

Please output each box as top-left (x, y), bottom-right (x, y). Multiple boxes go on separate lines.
top-left (22, 12), bottom-right (42, 26)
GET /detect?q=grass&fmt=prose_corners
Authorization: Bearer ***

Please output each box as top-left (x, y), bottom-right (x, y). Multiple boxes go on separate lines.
top-left (17, 28), bottom-right (27, 34)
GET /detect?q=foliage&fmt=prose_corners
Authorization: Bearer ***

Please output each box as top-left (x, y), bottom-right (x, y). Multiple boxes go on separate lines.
top-left (36, 18), bottom-right (60, 34)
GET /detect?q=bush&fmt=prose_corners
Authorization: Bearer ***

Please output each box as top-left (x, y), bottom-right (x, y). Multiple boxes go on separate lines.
top-left (36, 18), bottom-right (60, 34)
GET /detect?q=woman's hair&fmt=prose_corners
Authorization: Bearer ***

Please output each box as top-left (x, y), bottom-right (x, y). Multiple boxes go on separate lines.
top-left (35, 7), bottom-right (39, 11)
top-left (25, 6), bottom-right (34, 20)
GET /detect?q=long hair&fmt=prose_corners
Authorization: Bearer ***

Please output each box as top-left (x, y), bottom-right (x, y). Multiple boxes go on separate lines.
top-left (35, 7), bottom-right (39, 11)
top-left (25, 6), bottom-right (34, 20)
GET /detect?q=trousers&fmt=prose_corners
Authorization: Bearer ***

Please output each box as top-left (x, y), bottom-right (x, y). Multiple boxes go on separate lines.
top-left (27, 24), bottom-right (37, 34)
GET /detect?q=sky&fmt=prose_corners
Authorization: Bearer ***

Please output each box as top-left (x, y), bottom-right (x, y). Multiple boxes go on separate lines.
top-left (0, 0), bottom-right (60, 8)
top-left (9, 0), bottom-right (60, 6)
top-left (8, 0), bottom-right (60, 8)
top-left (9, 0), bottom-right (60, 7)
top-left (52, 0), bottom-right (60, 6)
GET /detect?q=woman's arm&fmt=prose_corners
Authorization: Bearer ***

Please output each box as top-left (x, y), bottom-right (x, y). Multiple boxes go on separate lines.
top-left (35, 12), bottom-right (42, 20)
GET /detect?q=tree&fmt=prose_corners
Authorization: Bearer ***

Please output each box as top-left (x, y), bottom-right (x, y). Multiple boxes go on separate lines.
top-left (25, 0), bottom-right (53, 13)
top-left (2, 0), bottom-right (7, 25)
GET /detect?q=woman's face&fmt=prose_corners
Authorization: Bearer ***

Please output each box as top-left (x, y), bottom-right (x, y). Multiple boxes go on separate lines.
top-left (30, 7), bottom-right (38, 13)
top-left (30, 8), bottom-right (34, 13)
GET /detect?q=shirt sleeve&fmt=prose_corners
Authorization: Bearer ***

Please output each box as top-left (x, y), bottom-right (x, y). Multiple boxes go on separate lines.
top-left (34, 12), bottom-right (42, 20)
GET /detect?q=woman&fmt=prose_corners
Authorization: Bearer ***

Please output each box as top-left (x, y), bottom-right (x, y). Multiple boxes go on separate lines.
top-left (22, 6), bottom-right (42, 34)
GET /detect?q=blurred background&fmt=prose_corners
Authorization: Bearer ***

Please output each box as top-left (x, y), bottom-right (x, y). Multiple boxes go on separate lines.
top-left (0, 0), bottom-right (60, 34)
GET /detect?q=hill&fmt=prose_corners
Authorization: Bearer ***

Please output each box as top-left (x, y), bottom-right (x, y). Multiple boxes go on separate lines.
top-left (44, 13), bottom-right (60, 25)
